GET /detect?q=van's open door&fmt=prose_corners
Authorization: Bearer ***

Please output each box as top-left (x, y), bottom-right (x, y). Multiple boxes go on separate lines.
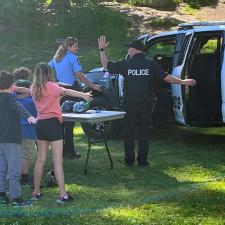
top-left (172, 31), bottom-right (194, 124)
top-left (221, 32), bottom-right (225, 122)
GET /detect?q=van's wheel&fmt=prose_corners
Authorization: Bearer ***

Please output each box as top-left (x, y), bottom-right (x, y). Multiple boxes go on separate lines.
top-left (81, 97), bottom-right (121, 140)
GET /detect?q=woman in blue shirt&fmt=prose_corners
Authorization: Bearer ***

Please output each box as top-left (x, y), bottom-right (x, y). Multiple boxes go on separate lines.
top-left (49, 37), bottom-right (101, 159)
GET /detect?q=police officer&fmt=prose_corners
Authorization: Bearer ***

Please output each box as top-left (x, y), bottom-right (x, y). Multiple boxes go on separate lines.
top-left (98, 35), bottom-right (196, 167)
top-left (49, 37), bottom-right (101, 159)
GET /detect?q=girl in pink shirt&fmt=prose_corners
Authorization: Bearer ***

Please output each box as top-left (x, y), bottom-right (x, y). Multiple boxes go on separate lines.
top-left (31, 62), bottom-right (92, 203)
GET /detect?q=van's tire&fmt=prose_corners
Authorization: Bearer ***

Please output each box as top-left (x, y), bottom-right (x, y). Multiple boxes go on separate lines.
top-left (81, 97), bottom-right (121, 140)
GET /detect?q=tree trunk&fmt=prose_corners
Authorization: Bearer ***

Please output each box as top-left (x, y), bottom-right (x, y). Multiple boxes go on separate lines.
top-left (50, 0), bottom-right (71, 13)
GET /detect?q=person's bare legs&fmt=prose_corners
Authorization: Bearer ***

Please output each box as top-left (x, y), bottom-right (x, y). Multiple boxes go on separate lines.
top-left (33, 140), bottom-right (48, 194)
top-left (21, 159), bottom-right (29, 184)
top-left (50, 139), bottom-right (66, 197)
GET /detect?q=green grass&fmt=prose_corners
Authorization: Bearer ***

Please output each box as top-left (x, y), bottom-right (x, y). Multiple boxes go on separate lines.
top-left (0, 3), bottom-right (129, 72)
top-left (1, 124), bottom-right (225, 224)
top-left (180, 3), bottom-right (199, 15)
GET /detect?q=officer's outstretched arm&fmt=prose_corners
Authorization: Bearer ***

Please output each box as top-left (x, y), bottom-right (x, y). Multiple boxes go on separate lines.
top-left (164, 75), bottom-right (196, 86)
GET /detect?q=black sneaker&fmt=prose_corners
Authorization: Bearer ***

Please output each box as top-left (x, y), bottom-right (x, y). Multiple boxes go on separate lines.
top-left (56, 192), bottom-right (74, 204)
top-left (138, 161), bottom-right (150, 168)
top-left (12, 197), bottom-right (32, 208)
top-left (64, 152), bottom-right (81, 159)
top-left (0, 196), bottom-right (9, 204)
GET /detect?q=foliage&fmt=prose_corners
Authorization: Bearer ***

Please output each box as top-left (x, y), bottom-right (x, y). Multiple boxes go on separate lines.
top-left (180, 4), bottom-right (198, 15)
top-left (150, 17), bottom-right (182, 27)
top-left (183, 0), bottom-right (218, 8)
top-left (118, 0), bottom-right (182, 9)
top-left (115, 0), bottom-right (218, 8)
top-left (0, 0), bottom-right (129, 71)
top-left (0, 0), bottom-right (129, 42)
top-left (0, 0), bottom-right (44, 35)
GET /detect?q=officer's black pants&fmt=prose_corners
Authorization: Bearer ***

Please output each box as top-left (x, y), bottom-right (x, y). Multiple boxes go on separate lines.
top-left (123, 103), bottom-right (150, 164)
top-left (62, 121), bottom-right (76, 157)
top-left (60, 83), bottom-right (80, 158)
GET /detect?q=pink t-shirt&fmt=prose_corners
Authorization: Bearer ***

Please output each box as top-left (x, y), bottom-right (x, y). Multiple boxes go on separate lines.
top-left (32, 81), bottom-right (64, 122)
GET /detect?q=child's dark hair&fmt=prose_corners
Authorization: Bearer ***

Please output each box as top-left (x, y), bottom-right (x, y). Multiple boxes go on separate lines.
top-left (0, 70), bottom-right (14, 90)
top-left (13, 67), bottom-right (31, 81)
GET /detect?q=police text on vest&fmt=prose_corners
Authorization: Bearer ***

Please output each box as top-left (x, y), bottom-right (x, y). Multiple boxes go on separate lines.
top-left (128, 69), bottom-right (149, 76)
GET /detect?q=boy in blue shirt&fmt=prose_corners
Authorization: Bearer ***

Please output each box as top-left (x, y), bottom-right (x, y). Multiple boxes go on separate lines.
top-left (13, 67), bottom-right (37, 185)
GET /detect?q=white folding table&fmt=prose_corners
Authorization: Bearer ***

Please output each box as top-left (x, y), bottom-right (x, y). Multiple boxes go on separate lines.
top-left (63, 110), bottom-right (126, 174)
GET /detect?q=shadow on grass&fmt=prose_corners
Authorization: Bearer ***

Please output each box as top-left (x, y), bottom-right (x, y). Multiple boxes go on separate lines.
top-left (2, 125), bottom-right (224, 220)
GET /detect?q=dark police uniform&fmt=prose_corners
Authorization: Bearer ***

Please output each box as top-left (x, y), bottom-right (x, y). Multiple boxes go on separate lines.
top-left (107, 53), bottom-right (167, 166)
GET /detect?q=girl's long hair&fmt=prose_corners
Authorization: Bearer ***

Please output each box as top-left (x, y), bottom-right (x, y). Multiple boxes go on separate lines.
top-left (54, 37), bottom-right (78, 63)
top-left (32, 62), bottom-right (55, 100)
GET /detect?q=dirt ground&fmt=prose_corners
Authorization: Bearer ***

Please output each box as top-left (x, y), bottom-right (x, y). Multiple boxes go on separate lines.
top-left (197, 0), bottom-right (225, 21)
top-left (105, 0), bottom-right (225, 35)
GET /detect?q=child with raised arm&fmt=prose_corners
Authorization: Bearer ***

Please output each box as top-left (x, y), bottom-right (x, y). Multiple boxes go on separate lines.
top-left (0, 71), bottom-right (36, 207)
top-left (31, 62), bottom-right (92, 203)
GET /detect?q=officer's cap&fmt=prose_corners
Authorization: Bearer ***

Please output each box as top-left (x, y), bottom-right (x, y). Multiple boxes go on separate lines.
top-left (125, 39), bottom-right (145, 51)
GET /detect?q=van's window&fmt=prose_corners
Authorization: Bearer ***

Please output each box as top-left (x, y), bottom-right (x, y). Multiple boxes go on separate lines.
top-left (199, 39), bottom-right (219, 54)
top-left (147, 39), bottom-right (176, 73)
top-left (148, 40), bottom-right (176, 58)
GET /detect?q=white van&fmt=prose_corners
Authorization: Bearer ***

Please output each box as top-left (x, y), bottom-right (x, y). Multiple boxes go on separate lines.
top-left (139, 21), bottom-right (225, 126)
top-left (82, 21), bottom-right (225, 137)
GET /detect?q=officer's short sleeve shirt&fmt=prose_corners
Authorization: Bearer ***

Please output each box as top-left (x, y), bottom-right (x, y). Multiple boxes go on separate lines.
top-left (107, 60), bottom-right (127, 75)
top-left (149, 59), bottom-right (168, 81)
top-left (48, 51), bottom-right (83, 85)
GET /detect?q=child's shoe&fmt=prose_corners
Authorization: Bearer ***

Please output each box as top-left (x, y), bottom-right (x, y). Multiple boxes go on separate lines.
top-left (56, 192), bottom-right (73, 204)
top-left (31, 192), bottom-right (42, 201)
top-left (12, 197), bottom-right (32, 208)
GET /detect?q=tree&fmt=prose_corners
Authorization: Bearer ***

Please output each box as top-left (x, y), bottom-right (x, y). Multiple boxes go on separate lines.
top-left (49, 0), bottom-right (71, 13)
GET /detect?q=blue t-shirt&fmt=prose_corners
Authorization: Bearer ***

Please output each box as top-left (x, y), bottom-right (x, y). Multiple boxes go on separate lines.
top-left (48, 50), bottom-right (83, 85)
top-left (16, 96), bottom-right (37, 139)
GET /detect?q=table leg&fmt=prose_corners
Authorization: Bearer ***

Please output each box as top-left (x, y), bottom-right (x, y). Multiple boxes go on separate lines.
top-left (84, 121), bottom-right (114, 174)
top-left (84, 123), bottom-right (91, 175)
top-left (103, 122), bottom-right (113, 169)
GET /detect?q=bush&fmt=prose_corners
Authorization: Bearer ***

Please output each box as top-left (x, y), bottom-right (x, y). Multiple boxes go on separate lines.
top-left (117, 0), bottom-right (182, 9)
top-left (116, 0), bottom-right (218, 8)
top-left (150, 17), bottom-right (183, 27)
top-left (0, 0), bottom-right (46, 37)
top-left (183, 0), bottom-right (218, 8)
top-left (0, 0), bottom-right (129, 43)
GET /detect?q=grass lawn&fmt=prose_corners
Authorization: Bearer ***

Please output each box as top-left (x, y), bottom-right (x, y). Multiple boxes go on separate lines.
top-left (1, 124), bottom-right (225, 225)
